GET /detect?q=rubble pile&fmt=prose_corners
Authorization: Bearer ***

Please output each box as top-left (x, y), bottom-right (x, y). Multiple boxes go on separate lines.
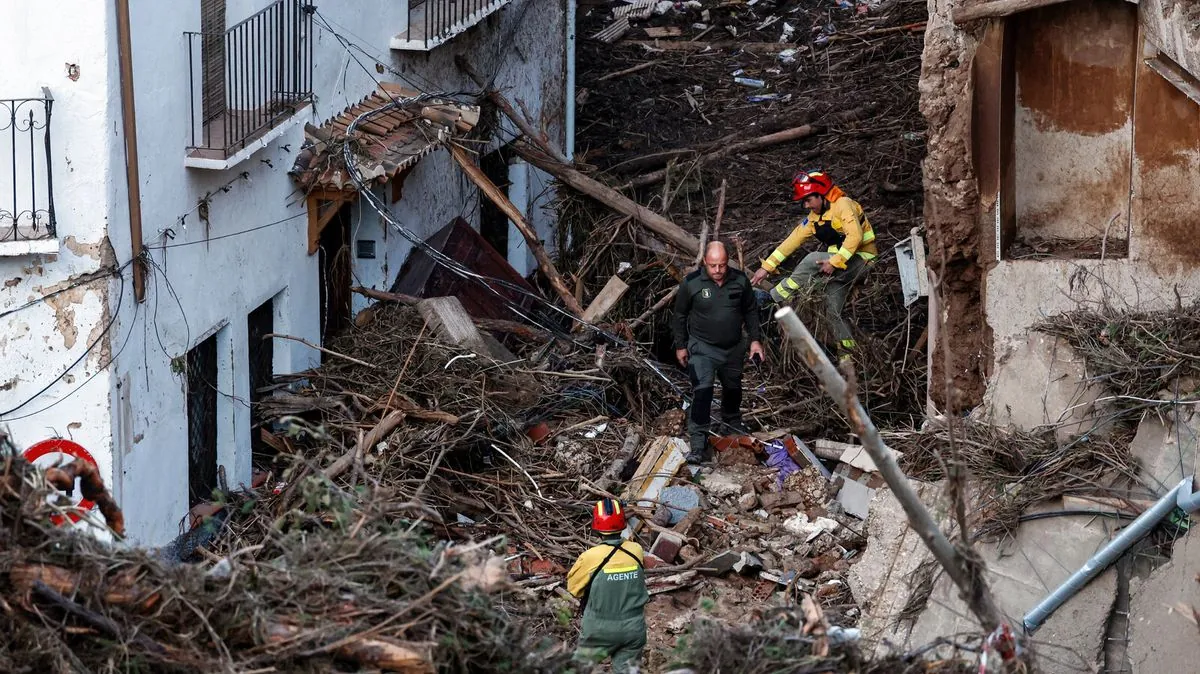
top-left (554, 0), bottom-right (933, 433)
top-left (0, 448), bottom-right (575, 673)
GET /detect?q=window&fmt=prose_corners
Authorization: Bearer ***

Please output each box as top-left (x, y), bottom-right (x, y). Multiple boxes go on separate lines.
top-left (247, 297), bottom-right (275, 465)
top-left (186, 333), bottom-right (219, 507)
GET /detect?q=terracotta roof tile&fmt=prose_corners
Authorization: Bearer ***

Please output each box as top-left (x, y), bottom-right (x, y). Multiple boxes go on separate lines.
top-left (290, 84), bottom-right (480, 193)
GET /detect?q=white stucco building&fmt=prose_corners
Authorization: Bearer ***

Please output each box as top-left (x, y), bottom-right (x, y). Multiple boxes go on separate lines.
top-left (0, 0), bottom-right (574, 544)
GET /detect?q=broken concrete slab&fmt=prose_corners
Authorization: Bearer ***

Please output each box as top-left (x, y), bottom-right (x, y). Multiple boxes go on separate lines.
top-left (984, 333), bottom-right (1108, 442)
top-left (700, 469), bottom-right (748, 499)
top-left (1127, 528), bottom-right (1200, 673)
top-left (900, 502), bottom-right (1118, 673)
top-left (658, 485), bottom-right (704, 524)
top-left (836, 479), bottom-right (874, 520)
top-left (732, 551), bottom-right (763, 575)
top-left (699, 550), bottom-right (740, 576)
top-left (1128, 407), bottom-right (1200, 499)
top-left (759, 491), bottom-right (804, 511)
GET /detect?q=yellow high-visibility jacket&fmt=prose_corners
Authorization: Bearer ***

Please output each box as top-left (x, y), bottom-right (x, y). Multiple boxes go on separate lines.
top-left (762, 187), bottom-right (877, 272)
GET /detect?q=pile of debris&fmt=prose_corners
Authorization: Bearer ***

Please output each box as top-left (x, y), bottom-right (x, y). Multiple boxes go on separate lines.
top-left (0, 445), bottom-right (576, 673)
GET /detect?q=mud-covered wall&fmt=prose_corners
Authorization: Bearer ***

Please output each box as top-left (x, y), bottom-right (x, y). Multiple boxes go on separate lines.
top-left (920, 0), bottom-right (988, 411)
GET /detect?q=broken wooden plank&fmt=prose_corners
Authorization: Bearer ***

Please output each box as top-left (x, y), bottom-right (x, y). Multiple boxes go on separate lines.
top-left (449, 144), bottom-right (584, 317)
top-left (627, 125), bottom-right (821, 189)
top-left (645, 26), bottom-right (683, 38)
top-left (416, 296), bottom-right (515, 362)
top-left (581, 275), bottom-right (631, 325)
top-left (952, 0), bottom-right (1069, 23)
top-left (351, 287), bottom-right (551, 342)
top-left (513, 142), bottom-right (700, 257)
top-left (622, 437), bottom-right (689, 532)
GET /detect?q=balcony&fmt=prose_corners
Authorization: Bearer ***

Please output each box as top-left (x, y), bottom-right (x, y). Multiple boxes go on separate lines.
top-left (0, 91), bottom-right (56, 255)
top-left (185, 0), bottom-right (314, 169)
top-left (390, 0), bottom-right (512, 52)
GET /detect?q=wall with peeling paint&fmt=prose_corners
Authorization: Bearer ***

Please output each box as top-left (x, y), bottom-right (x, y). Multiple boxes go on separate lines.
top-left (2, 0), bottom-right (568, 545)
top-left (0, 0), bottom-right (122, 532)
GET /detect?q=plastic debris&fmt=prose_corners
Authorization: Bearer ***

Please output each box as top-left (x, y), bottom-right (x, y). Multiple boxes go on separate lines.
top-left (734, 77), bottom-right (766, 88)
top-left (764, 439), bottom-right (803, 487)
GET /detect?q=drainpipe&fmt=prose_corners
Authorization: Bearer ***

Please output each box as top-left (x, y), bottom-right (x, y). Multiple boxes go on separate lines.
top-left (565, 0), bottom-right (576, 160)
top-left (115, 0), bottom-right (146, 302)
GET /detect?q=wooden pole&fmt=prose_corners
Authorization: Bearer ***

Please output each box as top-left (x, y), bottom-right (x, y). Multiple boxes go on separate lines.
top-left (712, 178), bottom-right (728, 241)
top-left (448, 143), bottom-right (585, 317)
top-left (627, 125), bottom-right (820, 189)
top-left (115, 0), bottom-right (146, 302)
top-left (772, 306), bottom-right (1007, 635)
top-left (512, 142), bottom-right (700, 257)
top-left (455, 56), bottom-right (570, 164)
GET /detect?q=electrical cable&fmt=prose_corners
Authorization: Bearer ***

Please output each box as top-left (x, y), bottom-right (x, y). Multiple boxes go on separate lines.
top-left (0, 266), bottom-right (121, 321)
top-left (145, 212), bottom-right (307, 250)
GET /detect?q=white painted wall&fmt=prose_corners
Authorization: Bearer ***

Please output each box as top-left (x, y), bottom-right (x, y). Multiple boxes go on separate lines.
top-left (1, 0), bottom-right (567, 545)
top-left (0, 0), bottom-right (122, 527)
top-left (349, 0), bottom-right (568, 302)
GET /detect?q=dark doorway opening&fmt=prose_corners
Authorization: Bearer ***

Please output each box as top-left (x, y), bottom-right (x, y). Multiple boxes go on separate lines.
top-left (318, 204), bottom-right (353, 344)
top-left (247, 297), bottom-right (275, 467)
top-left (479, 147), bottom-right (510, 258)
top-left (187, 333), bottom-right (219, 507)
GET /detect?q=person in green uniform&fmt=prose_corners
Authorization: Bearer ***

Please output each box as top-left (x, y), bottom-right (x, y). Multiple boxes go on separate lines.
top-left (672, 241), bottom-right (765, 464)
top-left (567, 498), bottom-right (648, 673)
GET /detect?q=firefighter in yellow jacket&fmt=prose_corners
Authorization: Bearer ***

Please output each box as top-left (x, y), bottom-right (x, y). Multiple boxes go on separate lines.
top-left (567, 498), bottom-right (648, 673)
top-left (751, 170), bottom-right (877, 359)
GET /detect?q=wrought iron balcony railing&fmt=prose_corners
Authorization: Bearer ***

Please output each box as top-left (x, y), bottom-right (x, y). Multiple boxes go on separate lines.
top-left (392, 0), bottom-right (512, 51)
top-left (1, 91), bottom-right (55, 243)
top-left (186, 0), bottom-right (314, 161)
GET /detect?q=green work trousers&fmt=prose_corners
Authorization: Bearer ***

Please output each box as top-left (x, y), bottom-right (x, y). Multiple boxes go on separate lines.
top-left (575, 616), bottom-right (647, 673)
top-left (769, 251), bottom-right (870, 351)
top-left (686, 337), bottom-right (746, 454)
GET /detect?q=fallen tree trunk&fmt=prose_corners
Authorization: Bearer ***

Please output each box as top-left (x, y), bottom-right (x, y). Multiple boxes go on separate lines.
top-left (627, 125), bottom-right (821, 189)
top-left (512, 142), bottom-right (700, 257)
top-left (449, 143), bottom-right (584, 317)
top-left (351, 287), bottom-right (551, 342)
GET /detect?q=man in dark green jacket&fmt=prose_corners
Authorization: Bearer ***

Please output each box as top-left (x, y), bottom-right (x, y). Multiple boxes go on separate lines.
top-left (672, 241), bottom-right (764, 464)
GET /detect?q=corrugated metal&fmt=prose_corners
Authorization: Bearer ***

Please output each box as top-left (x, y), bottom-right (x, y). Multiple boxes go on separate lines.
top-left (392, 218), bottom-right (536, 322)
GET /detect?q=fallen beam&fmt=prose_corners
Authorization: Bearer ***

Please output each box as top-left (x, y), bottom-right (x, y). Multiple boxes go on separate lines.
top-left (627, 125), bottom-right (820, 189)
top-left (449, 144), bottom-right (582, 316)
top-left (351, 287), bottom-right (551, 342)
top-left (512, 142), bottom-right (700, 257)
top-left (773, 306), bottom-right (1009, 638)
top-left (953, 0), bottom-right (1067, 23)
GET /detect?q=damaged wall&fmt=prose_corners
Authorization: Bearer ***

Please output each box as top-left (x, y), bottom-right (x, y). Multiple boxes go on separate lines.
top-left (923, 0), bottom-right (1200, 424)
top-left (0, 0), bottom-right (122, 528)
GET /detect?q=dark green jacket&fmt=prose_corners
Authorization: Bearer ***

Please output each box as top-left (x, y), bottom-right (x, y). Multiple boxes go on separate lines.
top-left (672, 267), bottom-right (762, 350)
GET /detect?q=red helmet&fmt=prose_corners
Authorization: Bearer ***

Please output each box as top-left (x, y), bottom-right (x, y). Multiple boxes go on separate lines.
top-left (792, 170), bottom-right (834, 202)
top-left (592, 498), bottom-right (627, 533)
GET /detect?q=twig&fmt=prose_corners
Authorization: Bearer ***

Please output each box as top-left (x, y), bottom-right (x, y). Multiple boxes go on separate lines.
top-left (490, 444), bottom-right (546, 501)
top-left (266, 333), bottom-right (377, 369)
top-left (712, 178), bottom-right (728, 241)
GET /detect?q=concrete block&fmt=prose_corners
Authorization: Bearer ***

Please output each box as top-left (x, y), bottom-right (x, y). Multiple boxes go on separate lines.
top-left (650, 532), bottom-right (684, 564)
top-left (985, 333), bottom-right (1108, 441)
top-left (1128, 528), bottom-right (1200, 673)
